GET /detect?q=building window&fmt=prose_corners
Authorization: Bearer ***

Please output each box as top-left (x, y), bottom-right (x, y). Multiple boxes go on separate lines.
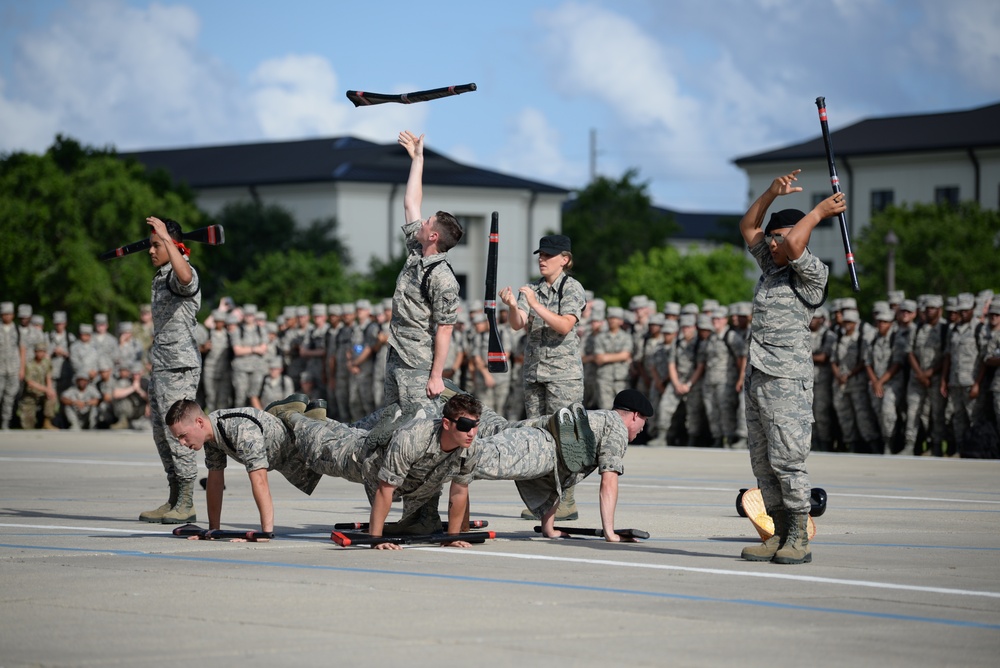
top-left (870, 189), bottom-right (894, 215)
top-left (810, 193), bottom-right (835, 227)
top-left (935, 186), bottom-right (959, 207)
top-left (454, 215), bottom-right (483, 247)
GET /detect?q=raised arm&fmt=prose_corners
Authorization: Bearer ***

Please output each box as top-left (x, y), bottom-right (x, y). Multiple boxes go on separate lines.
top-left (399, 131), bottom-right (425, 224)
top-left (146, 216), bottom-right (192, 285)
top-left (740, 170), bottom-right (802, 247)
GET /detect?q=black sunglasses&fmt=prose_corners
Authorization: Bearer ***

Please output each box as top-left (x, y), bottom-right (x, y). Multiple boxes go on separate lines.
top-left (450, 416), bottom-right (479, 432)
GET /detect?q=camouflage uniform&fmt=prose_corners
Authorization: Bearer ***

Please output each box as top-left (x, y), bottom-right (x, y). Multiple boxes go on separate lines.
top-left (202, 324), bottom-right (233, 412)
top-left (333, 318), bottom-right (354, 420)
top-left (832, 326), bottom-right (880, 450)
top-left (47, 321), bottom-right (75, 394)
top-left (811, 322), bottom-right (836, 450)
top-left (61, 381), bottom-right (102, 430)
top-left (594, 327), bottom-right (632, 410)
top-left (149, 261), bottom-right (202, 484)
top-left (349, 314), bottom-right (381, 420)
top-left (384, 220), bottom-right (460, 411)
top-left (0, 319), bottom-right (24, 428)
top-left (231, 322), bottom-right (265, 407)
top-left (69, 334), bottom-right (99, 381)
top-left (205, 408), bottom-right (321, 495)
top-left (503, 332), bottom-right (527, 421)
top-left (701, 328), bottom-right (731, 445)
top-left (945, 320), bottom-right (982, 453)
top-left (517, 274), bottom-right (586, 418)
top-left (865, 326), bottom-right (907, 452)
top-left (474, 410), bottom-right (629, 517)
top-left (19, 354), bottom-right (57, 429)
top-left (257, 372), bottom-right (295, 411)
top-left (745, 240), bottom-right (827, 516)
top-left (671, 329), bottom-right (707, 445)
top-left (905, 319), bottom-right (949, 455)
top-left (376, 418), bottom-right (475, 524)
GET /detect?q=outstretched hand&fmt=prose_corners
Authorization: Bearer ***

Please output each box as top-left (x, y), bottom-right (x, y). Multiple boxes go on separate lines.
top-left (768, 170), bottom-right (804, 198)
top-left (398, 130), bottom-right (424, 159)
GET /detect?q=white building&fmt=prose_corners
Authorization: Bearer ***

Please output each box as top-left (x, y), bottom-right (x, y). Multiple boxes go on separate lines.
top-left (124, 136), bottom-right (570, 299)
top-left (733, 101), bottom-right (1000, 276)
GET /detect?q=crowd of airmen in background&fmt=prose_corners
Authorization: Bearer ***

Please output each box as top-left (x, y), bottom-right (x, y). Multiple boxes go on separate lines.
top-left (3, 287), bottom-right (998, 458)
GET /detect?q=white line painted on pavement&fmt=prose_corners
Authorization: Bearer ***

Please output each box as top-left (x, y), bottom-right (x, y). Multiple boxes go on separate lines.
top-left (423, 548), bottom-right (1000, 599)
top-left (0, 522), bottom-right (166, 534)
top-left (0, 456), bottom-right (160, 467)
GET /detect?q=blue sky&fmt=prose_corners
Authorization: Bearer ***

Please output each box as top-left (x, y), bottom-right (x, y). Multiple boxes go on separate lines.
top-left (1, 0), bottom-right (998, 212)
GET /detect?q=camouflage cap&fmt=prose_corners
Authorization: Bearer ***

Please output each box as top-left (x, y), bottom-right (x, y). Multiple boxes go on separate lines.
top-left (957, 293), bottom-right (975, 310)
top-left (607, 307), bottom-right (625, 320)
top-left (988, 302), bottom-right (1000, 316)
top-left (662, 319), bottom-right (679, 334)
top-left (311, 303), bottom-right (328, 317)
top-left (52, 311), bottom-right (67, 324)
top-left (875, 310), bottom-right (894, 323)
top-left (0, 301), bottom-right (13, 314)
top-left (924, 294), bottom-right (943, 309)
top-left (842, 309), bottom-right (860, 323)
top-left (34, 341), bottom-right (48, 352)
top-left (679, 314), bottom-right (696, 328)
top-left (899, 299), bottom-right (917, 313)
top-left (696, 315), bottom-right (713, 330)
top-left (628, 295), bottom-right (649, 310)
top-left (887, 290), bottom-right (905, 305)
top-left (17, 304), bottom-right (32, 318)
top-left (94, 313), bottom-right (108, 325)
top-left (662, 302), bottom-right (681, 316)
top-left (329, 304), bottom-right (344, 316)
top-left (30, 315), bottom-right (43, 326)
top-left (243, 303), bottom-right (258, 315)
top-left (355, 299), bottom-right (372, 312)
top-left (79, 324), bottom-right (93, 335)
top-left (681, 303), bottom-right (699, 315)
top-left (648, 313), bottom-right (665, 327)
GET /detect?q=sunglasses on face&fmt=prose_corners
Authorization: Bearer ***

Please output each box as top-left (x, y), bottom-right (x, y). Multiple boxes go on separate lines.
top-left (451, 416), bottom-right (479, 432)
top-left (764, 233), bottom-right (787, 245)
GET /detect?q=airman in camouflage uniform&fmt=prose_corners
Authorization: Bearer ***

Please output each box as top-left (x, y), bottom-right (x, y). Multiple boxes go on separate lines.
top-left (231, 306), bottom-right (266, 408)
top-left (865, 311), bottom-right (907, 454)
top-left (473, 389), bottom-right (651, 541)
top-left (166, 401), bottom-right (322, 536)
top-left (349, 300), bottom-right (381, 421)
top-left (580, 305), bottom-right (605, 410)
top-left (48, 311), bottom-right (75, 395)
top-left (70, 324), bottom-right (99, 382)
top-left (141, 216), bottom-right (202, 525)
top-left (941, 294), bottom-right (982, 456)
top-left (91, 314), bottom-right (117, 365)
top-left (500, 233), bottom-right (586, 519)
top-left (905, 295), bottom-right (948, 456)
top-left (703, 309), bottom-right (746, 448)
top-left (810, 308), bottom-right (836, 452)
top-left (60, 372), bottom-right (102, 430)
top-left (19, 342), bottom-right (58, 429)
top-left (648, 319), bottom-right (679, 445)
top-left (0, 301), bottom-right (26, 430)
top-left (201, 311), bottom-right (233, 412)
top-left (832, 310), bottom-right (881, 453)
top-left (385, 131), bottom-right (462, 413)
top-left (594, 307), bottom-right (633, 410)
top-left (981, 302), bottom-right (1000, 436)
top-left (669, 314), bottom-right (707, 447)
top-left (332, 304), bottom-right (355, 420)
top-left (739, 170), bottom-right (842, 565)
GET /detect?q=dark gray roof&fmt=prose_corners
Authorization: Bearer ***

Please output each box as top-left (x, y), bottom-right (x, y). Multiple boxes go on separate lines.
top-left (655, 206), bottom-right (742, 243)
top-left (733, 101), bottom-right (1000, 165)
top-left (121, 136), bottom-right (569, 194)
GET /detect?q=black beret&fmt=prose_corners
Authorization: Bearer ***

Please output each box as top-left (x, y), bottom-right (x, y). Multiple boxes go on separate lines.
top-left (764, 209), bottom-right (805, 235)
top-left (612, 389), bottom-right (654, 418)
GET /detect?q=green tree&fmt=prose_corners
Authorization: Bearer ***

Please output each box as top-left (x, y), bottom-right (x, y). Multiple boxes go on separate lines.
top-left (835, 201), bottom-right (1000, 313)
top-left (561, 169), bottom-right (679, 293)
top-left (0, 135), bottom-right (202, 325)
top-left (207, 202), bottom-right (351, 304)
top-left (613, 245), bottom-right (755, 307)
top-left (222, 249), bottom-right (362, 317)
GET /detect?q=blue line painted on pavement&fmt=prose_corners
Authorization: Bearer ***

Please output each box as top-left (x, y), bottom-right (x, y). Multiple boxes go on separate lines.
top-left (1, 542), bottom-right (997, 630)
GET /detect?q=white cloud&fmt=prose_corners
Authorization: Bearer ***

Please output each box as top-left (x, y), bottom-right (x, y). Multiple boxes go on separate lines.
top-left (250, 54), bottom-right (422, 143)
top-left (495, 107), bottom-right (583, 186)
top-left (0, 0), bottom-right (254, 152)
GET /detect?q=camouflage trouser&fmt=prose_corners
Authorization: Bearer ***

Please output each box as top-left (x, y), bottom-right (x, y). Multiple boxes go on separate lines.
top-left (349, 369), bottom-right (376, 422)
top-left (745, 366), bottom-right (812, 515)
top-left (947, 385), bottom-right (978, 452)
top-left (473, 426), bottom-right (557, 481)
top-left (504, 370), bottom-right (526, 420)
top-left (523, 377), bottom-right (583, 419)
top-left (655, 386), bottom-right (680, 438)
top-left (473, 376), bottom-right (502, 413)
top-left (335, 371), bottom-right (351, 421)
top-left (149, 368), bottom-right (200, 482)
top-left (291, 413), bottom-right (369, 485)
top-left (18, 392), bottom-right (57, 429)
top-left (231, 366), bottom-right (262, 406)
top-left (812, 373), bottom-right (834, 449)
top-left (684, 384), bottom-right (706, 441)
top-left (702, 383), bottom-right (736, 440)
top-left (904, 376), bottom-right (945, 452)
top-left (64, 406), bottom-right (95, 430)
top-left (832, 381), bottom-right (857, 445)
top-left (0, 371), bottom-right (18, 426)
top-left (870, 379), bottom-right (904, 445)
top-left (595, 372), bottom-right (626, 411)
top-left (203, 368), bottom-right (232, 413)
top-left (583, 365), bottom-right (598, 409)
top-left (383, 346), bottom-right (438, 414)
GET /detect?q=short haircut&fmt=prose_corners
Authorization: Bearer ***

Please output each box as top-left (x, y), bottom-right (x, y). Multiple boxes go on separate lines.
top-left (160, 218), bottom-right (184, 243)
top-left (442, 393), bottom-right (482, 421)
top-left (166, 398), bottom-right (203, 426)
top-left (433, 211), bottom-right (463, 252)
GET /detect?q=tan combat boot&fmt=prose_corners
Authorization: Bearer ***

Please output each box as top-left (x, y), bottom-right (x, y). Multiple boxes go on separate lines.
top-left (139, 479), bottom-right (178, 523)
top-left (161, 479), bottom-right (197, 524)
top-left (741, 508), bottom-right (787, 561)
top-left (773, 513), bottom-right (812, 564)
top-left (555, 485), bottom-right (579, 521)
